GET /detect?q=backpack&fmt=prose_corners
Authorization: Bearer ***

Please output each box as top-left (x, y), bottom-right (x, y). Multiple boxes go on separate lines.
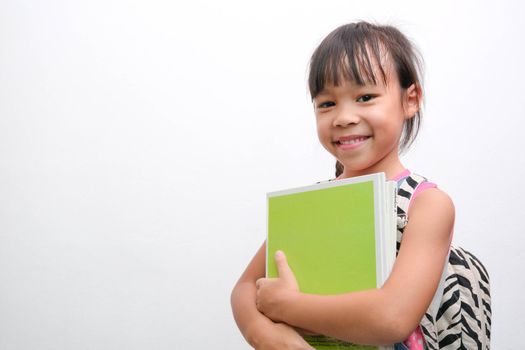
top-left (396, 174), bottom-right (492, 350)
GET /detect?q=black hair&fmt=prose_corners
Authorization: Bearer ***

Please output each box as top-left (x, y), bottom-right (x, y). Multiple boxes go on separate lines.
top-left (308, 22), bottom-right (424, 177)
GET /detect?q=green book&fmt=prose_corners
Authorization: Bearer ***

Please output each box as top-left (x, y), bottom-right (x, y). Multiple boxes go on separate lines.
top-left (266, 173), bottom-right (397, 350)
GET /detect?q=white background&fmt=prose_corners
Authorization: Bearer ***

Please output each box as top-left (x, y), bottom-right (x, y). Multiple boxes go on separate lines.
top-left (1, 0), bottom-right (524, 348)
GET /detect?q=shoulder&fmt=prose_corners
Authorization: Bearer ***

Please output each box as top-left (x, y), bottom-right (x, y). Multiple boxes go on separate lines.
top-left (407, 187), bottom-right (455, 242)
top-left (401, 172), bottom-right (454, 219)
top-left (410, 187), bottom-right (454, 218)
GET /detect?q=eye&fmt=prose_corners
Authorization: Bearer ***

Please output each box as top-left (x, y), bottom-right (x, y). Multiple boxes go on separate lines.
top-left (356, 95), bottom-right (375, 102)
top-left (317, 101), bottom-right (335, 109)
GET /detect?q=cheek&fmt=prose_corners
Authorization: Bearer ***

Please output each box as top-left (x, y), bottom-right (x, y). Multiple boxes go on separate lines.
top-left (316, 120), bottom-right (334, 151)
top-left (316, 129), bottom-right (328, 147)
top-left (375, 106), bottom-right (405, 134)
top-left (370, 119), bottom-right (404, 148)
top-left (315, 119), bottom-right (329, 138)
top-left (384, 120), bottom-right (405, 145)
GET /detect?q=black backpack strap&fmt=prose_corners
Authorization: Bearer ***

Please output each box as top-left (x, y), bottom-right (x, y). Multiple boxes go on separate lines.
top-left (396, 173), bottom-right (429, 253)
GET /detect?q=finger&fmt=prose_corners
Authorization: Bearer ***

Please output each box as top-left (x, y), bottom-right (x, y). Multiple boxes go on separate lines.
top-left (255, 291), bottom-right (263, 312)
top-left (274, 250), bottom-right (294, 280)
top-left (255, 277), bottom-right (264, 289)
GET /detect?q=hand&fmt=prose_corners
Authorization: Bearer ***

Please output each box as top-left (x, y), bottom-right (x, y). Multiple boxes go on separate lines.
top-left (254, 322), bottom-right (315, 350)
top-left (255, 250), bottom-right (300, 322)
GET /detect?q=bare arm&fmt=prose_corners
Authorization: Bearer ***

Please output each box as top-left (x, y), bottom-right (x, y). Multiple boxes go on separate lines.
top-left (256, 188), bottom-right (454, 345)
top-left (231, 242), bottom-right (314, 349)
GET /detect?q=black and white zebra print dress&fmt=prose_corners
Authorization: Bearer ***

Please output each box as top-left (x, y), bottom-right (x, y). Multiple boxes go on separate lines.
top-left (396, 174), bottom-right (492, 350)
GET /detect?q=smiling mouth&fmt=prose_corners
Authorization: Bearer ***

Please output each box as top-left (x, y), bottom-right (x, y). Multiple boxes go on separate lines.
top-left (336, 136), bottom-right (371, 145)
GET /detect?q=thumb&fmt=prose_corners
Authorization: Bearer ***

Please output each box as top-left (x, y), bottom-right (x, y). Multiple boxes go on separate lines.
top-left (274, 250), bottom-right (294, 280)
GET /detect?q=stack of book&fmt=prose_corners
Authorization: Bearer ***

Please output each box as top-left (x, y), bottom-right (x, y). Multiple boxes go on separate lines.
top-left (266, 173), bottom-right (397, 350)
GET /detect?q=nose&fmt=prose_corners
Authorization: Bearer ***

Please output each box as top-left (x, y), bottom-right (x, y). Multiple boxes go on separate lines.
top-left (332, 104), bottom-right (360, 127)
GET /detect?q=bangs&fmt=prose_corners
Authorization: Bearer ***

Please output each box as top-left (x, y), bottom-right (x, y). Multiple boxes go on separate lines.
top-left (309, 24), bottom-right (388, 99)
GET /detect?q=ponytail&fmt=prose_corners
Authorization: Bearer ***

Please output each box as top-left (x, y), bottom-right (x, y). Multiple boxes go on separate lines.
top-left (335, 161), bottom-right (344, 177)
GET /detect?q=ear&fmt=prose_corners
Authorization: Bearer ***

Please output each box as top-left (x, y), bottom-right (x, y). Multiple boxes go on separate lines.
top-left (404, 84), bottom-right (422, 120)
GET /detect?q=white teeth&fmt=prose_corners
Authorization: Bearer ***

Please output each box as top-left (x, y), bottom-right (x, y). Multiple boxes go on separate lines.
top-left (340, 137), bottom-right (368, 145)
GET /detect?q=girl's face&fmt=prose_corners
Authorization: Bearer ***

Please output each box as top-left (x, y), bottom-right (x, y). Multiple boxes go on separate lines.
top-left (313, 67), bottom-right (419, 179)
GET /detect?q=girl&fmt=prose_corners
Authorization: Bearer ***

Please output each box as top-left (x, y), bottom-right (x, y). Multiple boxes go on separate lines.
top-left (231, 22), bottom-right (486, 350)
